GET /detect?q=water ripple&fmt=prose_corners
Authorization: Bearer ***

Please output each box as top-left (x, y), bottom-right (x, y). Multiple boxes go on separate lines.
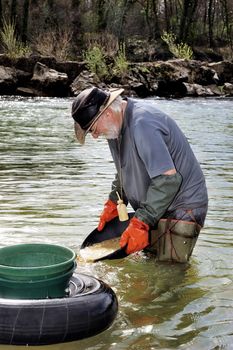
top-left (0, 97), bottom-right (233, 350)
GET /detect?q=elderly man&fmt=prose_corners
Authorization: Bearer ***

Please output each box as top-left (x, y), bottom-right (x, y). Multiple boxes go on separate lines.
top-left (71, 87), bottom-right (208, 263)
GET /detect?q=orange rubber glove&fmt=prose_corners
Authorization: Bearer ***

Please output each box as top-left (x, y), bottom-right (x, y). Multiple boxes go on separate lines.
top-left (97, 199), bottom-right (118, 231)
top-left (120, 217), bottom-right (149, 255)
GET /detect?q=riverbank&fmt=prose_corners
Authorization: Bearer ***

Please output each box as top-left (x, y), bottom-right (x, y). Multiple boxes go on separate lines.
top-left (0, 54), bottom-right (232, 98)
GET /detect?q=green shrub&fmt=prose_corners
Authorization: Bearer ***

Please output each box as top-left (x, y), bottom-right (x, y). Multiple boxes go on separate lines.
top-left (84, 46), bottom-right (109, 78)
top-left (161, 31), bottom-right (193, 60)
top-left (113, 44), bottom-right (129, 76)
top-left (0, 19), bottom-right (31, 59)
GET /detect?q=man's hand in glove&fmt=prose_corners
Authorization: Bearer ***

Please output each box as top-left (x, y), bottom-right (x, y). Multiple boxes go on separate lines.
top-left (97, 199), bottom-right (118, 231)
top-left (120, 217), bottom-right (149, 254)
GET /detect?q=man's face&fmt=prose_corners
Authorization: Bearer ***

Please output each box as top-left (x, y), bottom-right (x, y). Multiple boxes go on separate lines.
top-left (89, 110), bottom-right (120, 140)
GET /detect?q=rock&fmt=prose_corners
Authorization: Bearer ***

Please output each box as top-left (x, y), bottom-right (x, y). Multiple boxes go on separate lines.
top-left (17, 55), bottom-right (57, 73)
top-left (126, 74), bottom-right (152, 97)
top-left (55, 61), bottom-right (86, 82)
top-left (31, 62), bottom-right (69, 96)
top-left (126, 60), bottom-right (190, 97)
top-left (192, 48), bottom-right (223, 62)
top-left (32, 62), bottom-right (68, 83)
top-left (207, 84), bottom-right (223, 96)
top-left (208, 61), bottom-right (233, 84)
top-left (15, 69), bottom-right (32, 86)
top-left (195, 85), bottom-right (214, 96)
top-left (0, 54), bottom-right (232, 98)
top-left (182, 82), bottom-right (196, 95)
top-left (195, 65), bottom-right (219, 85)
top-left (150, 60), bottom-right (189, 83)
top-left (126, 38), bottom-right (173, 62)
top-left (70, 70), bottom-right (105, 95)
top-left (16, 87), bottom-right (46, 97)
top-left (223, 82), bottom-right (233, 96)
top-left (0, 55), bottom-right (14, 67)
top-left (183, 83), bottom-right (219, 96)
top-left (157, 80), bottom-right (187, 97)
top-left (103, 59), bottom-right (228, 98)
top-left (0, 66), bottom-right (17, 94)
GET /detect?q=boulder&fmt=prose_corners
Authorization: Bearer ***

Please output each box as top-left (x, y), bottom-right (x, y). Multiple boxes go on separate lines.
top-left (192, 48), bottom-right (223, 62)
top-left (126, 38), bottom-right (174, 62)
top-left (0, 55), bottom-right (232, 98)
top-left (0, 66), bottom-right (17, 94)
top-left (183, 83), bottom-right (222, 96)
top-left (55, 61), bottom-right (86, 82)
top-left (31, 62), bottom-right (69, 96)
top-left (223, 82), bottom-right (233, 96)
top-left (194, 65), bottom-right (219, 85)
top-left (70, 70), bottom-right (106, 95)
top-left (208, 61), bottom-right (233, 84)
top-left (150, 60), bottom-right (190, 83)
top-left (16, 87), bottom-right (46, 97)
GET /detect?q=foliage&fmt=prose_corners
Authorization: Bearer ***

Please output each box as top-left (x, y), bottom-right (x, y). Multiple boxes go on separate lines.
top-left (33, 28), bottom-right (72, 61)
top-left (0, 19), bottom-right (31, 59)
top-left (113, 44), bottom-right (129, 76)
top-left (161, 31), bottom-right (193, 60)
top-left (83, 32), bottom-right (119, 57)
top-left (0, 0), bottom-right (232, 60)
top-left (84, 46), bottom-right (109, 78)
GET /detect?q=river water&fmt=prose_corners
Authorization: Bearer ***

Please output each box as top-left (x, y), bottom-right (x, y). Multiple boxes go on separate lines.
top-left (0, 96), bottom-right (232, 350)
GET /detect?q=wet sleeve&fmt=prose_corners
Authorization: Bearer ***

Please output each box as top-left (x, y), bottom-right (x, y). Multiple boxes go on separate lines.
top-left (135, 173), bottom-right (183, 226)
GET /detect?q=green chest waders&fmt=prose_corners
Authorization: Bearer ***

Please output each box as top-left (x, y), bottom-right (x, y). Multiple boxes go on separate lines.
top-left (148, 219), bottom-right (201, 263)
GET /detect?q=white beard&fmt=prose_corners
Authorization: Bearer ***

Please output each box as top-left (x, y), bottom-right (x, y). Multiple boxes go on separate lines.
top-left (105, 130), bottom-right (119, 140)
top-left (104, 121), bottom-right (120, 140)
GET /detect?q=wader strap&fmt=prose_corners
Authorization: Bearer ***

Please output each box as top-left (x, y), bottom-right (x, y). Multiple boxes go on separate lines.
top-left (186, 209), bottom-right (198, 224)
top-left (148, 210), bottom-right (202, 262)
top-left (156, 218), bottom-right (180, 261)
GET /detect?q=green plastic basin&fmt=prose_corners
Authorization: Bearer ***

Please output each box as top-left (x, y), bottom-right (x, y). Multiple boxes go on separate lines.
top-left (0, 263), bottom-right (76, 299)
top-left (0, 243), bottom-right (76, 281)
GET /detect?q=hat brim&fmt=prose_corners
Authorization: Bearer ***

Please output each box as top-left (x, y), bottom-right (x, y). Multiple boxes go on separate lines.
top-left (74, 88), bottom-right (124, 145)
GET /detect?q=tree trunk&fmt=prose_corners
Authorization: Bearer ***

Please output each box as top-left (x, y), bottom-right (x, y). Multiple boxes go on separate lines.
top-left (164, 0), bottom-right (170, 32)
top-left (118, 0), bottom-right (136, 42)
top-left (97, 0), bottom-right (107, 31)
top-left (179, 0), bottom-right (198, 42)
top-left (151, 0), bottom-right (160, 39)
top-left (10, 0), bottom-right (17, 23)
top-left (221, 0), bottom-right (232, 50)
top-left (0, 0), bottom-right (2, 29)
top-left (71, 0), bottom-right (82, 55)
top-left (208, 0), bottom-right (215, 47)
top-left (22, 0), bottom-right (30, 43)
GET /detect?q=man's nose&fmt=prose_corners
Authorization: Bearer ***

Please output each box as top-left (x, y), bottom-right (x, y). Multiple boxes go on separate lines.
top-left (91, 130), bottom-right (99, 138)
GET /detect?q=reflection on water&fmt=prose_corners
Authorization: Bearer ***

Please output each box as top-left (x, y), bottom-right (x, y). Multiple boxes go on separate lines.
top-left (0, 96), bottom-right (233, 350)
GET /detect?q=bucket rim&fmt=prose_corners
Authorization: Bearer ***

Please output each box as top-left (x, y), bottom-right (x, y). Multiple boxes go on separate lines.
top-left (0, 243), bottom-right (76, 272)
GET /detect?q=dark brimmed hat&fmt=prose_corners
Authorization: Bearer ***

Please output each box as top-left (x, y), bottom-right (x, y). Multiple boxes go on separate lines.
top-left (71, 87), bottom-right (124, 144)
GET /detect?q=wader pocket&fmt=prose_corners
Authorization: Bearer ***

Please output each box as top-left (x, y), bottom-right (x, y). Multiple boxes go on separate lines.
top-left (148, 219), bottom-right (201, 263)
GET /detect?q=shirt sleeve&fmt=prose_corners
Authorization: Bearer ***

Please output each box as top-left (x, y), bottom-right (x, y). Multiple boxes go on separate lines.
top-left (134, 121), bottom-right (175, 178)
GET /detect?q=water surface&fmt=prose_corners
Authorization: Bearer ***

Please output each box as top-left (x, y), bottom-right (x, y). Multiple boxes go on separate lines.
top-left (0, 96), bottom-right (232, 350)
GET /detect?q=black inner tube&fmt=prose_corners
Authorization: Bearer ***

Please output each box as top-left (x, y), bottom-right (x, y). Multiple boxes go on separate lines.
top-left (0, 273), bottom-right (118, 346)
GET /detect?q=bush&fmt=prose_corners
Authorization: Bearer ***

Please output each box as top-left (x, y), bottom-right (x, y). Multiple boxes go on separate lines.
top-left (84, 46), bottom-right (109, 78)
top-left (33, 28), bottom-right (72, 61)
top-left (0, 19), bottom-right (31, 59)
top-left (161, 31), bottom-right (193, 60)
top-left (113, 44), bottom-right (129, 76)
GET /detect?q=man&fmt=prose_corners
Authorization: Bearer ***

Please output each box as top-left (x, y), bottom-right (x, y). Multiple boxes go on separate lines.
top-left (71, 87), bottom-right (208, 262)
